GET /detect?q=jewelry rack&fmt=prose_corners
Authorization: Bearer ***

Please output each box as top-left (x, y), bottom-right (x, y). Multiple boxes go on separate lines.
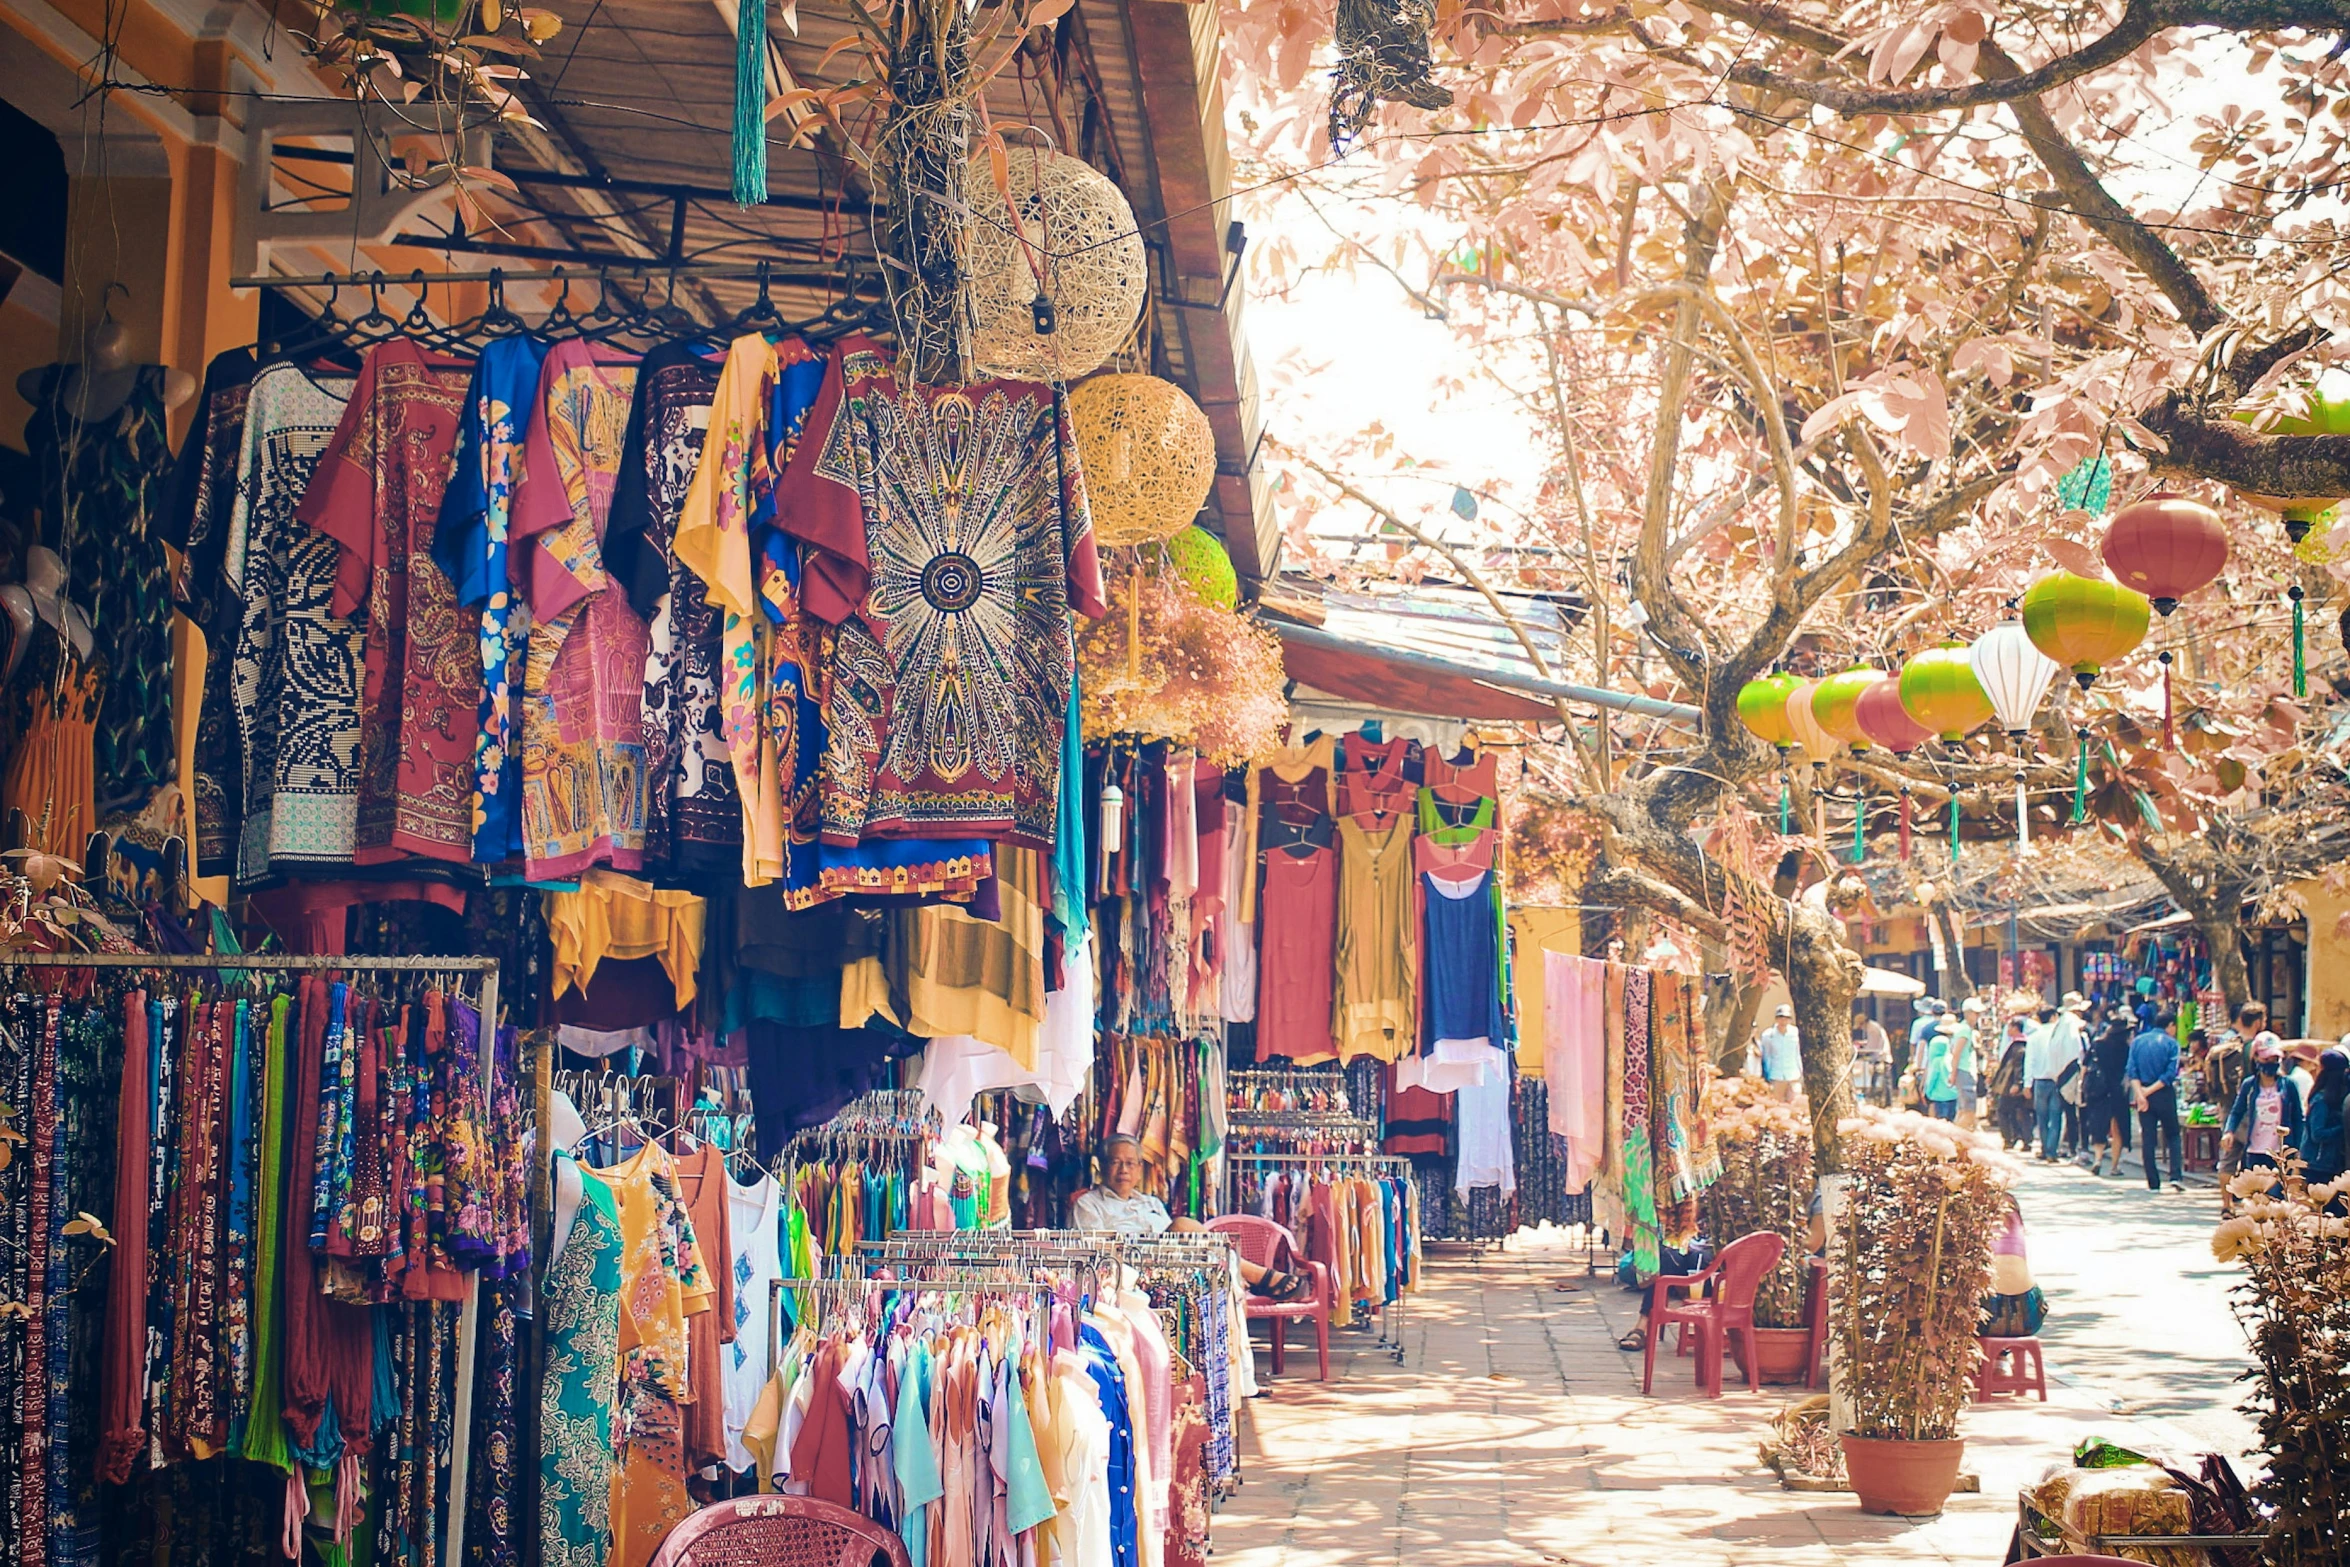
top-left (1227, 1065), bottom-right (1353, 1115)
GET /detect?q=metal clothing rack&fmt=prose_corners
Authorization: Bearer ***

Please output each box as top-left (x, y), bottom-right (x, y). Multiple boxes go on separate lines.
top-left (0, 951), bottom-right (502, 1567)
top-left (1221, 1150), bottom-right (1417, 1362)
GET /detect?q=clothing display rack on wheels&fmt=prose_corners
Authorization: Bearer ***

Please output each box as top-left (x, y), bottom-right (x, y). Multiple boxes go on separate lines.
top-left (0, 950), bottom-right (508, 1567)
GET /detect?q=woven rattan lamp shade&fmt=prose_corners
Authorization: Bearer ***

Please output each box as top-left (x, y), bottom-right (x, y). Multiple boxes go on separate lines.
top-left (1069, 375), bottom-right (1218, 546)
top-left (964, 149), bottom-right (1147, 382)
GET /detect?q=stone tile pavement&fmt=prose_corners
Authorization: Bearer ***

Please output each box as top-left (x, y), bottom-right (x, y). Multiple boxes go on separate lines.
top-left (1211, 1205), bottom-right (2257, 1567)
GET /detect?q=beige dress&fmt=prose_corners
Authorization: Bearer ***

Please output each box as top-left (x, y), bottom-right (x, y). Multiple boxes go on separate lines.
top-left (1333, 811), bottom-right (1417, 1060)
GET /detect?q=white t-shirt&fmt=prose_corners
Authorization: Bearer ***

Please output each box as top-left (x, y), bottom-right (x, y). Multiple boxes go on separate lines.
top-left (1069, 1187), bottom-right (1173, 1236)
top-left (2250, 1083), bottom-right (2287, 1155)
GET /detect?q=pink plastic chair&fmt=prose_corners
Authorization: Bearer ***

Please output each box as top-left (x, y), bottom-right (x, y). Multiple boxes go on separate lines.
top-left (1641, 1230), bottom-right (1787, 1398)
top-left (1206, 1213), bottom-right (1335, 1381)
top-left (648, 1496), bottom-right (911, 1567)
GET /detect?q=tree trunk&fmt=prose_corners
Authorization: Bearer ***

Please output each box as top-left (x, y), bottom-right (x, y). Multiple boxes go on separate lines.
top-left (1928, 902), bottom-right (1975, 1003)
top-left (1713, 978), bottom-right (1766, 1077)
top-left (1784, 906), bottom-right (1862, 1175)
top-left (2135, 838), bottom-right (2251, 1018)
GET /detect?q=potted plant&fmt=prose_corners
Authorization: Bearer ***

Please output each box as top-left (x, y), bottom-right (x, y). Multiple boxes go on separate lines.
top-left (1702, 1077), bottom-right (1817, 1383)
top-left (2212, 1168), bottom-right (2350, 1558)
top-left (1828, 1106), bottom-right (2014, 1515)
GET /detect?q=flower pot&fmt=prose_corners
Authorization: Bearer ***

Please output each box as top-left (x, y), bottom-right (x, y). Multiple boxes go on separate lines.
top-left (1838, 1434), bottom-right (1965, 1515)
top-left (1729, 1326), bottom-right (1814, 1385)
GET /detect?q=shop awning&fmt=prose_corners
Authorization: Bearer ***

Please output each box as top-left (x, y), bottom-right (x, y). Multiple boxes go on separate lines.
top-left (1272, 621), bottom-right (1703, 726)
top-left (1861, 966), bottom-right (1926, 998)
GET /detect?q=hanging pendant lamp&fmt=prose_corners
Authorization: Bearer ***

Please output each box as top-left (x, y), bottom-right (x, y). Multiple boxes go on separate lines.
top-left (1737, 673), bottom-right (1804, 750)
top-left (1855, 677), bottom-right (1932, 754)
top-left (1970, 621), bottom-right (2062, 745)
top-left (1783, 678), bottom-right (1839, 770)
top-left (1813, 667), bottom-right (1886, 753)
top-left (2021, 571), bottom-right (2151, 688)
top-left (2101, 493), bottom-right (2228, 615)
top-left (1899, 643), bottom-right (1995, 748)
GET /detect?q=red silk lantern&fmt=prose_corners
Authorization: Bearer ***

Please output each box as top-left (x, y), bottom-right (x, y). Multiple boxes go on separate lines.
top-left (1855, 676), bottom-right (1931, 753)
top-left (2100, 493), bottom-right (2228, 615)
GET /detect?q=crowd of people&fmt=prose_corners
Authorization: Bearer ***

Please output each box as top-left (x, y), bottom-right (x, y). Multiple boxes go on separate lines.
top-left (1801, 992), bottom-right (2350, 1191)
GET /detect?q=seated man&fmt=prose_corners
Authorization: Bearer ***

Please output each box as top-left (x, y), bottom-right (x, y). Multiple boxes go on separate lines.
top-left (1069, 1133), bottom-right (1312, 1300)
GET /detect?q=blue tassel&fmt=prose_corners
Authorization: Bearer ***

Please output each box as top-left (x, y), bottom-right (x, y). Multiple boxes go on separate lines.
top-left (732, 0), bottom-right (768, 206)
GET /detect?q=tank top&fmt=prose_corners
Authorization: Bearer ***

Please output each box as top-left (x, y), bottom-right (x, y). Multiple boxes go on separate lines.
top-left (1423, 745), bottom-right (1498, 801)
top-left (1423, 870), bottom-right (1506, 1051)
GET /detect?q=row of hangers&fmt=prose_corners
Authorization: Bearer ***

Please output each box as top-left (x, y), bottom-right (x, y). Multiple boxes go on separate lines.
top-left (254, 261), bottom-right (893, 368)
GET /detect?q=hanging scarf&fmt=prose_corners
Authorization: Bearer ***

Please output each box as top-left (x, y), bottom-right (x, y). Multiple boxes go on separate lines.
top-left (1620, 968), bottom-right (1660, 1279)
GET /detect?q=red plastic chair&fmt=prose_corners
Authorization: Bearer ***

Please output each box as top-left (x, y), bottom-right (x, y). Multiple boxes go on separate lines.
top-left (647, 1496), bottom-right (911, 1567)
top-left (1206, 1213), bottom-right (1335, 1381)
top-left (2023, 1558), bottom-right (2152, 1566)
top-left (1641, 1230), bottom-right (1787, 1398)
top-left (1975, 1334), bottom-right (2048, 1401)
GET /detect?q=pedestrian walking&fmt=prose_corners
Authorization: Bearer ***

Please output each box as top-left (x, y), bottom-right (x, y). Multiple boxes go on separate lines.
top-left (1955, 996), bottom-right (1986, 1129)
top-left (2027, 995), bottom-right (2087, 1162)
top-left (2207, 1001), bottom-right (2263, 1114)
top-left (1755, 1004), bottom-right (1802, 1102)
top-left (2297, 1046), bottom-right (2348, 1185)
top-left (2084, 1002), bottom-right (2135, 1176)
top-left (1922, 1017), bottom-right (1959, 1120)
top-left (2287, 1040), bottom-right (2320, 1113)
top-left (1989, 1019), bottom-right (2034, 1149)
top-left (2127, 1005), bottom-right (2185, 1193)
top-left (2221, 1034), bottom-right (2303, 1196)
top-left (1852, 1010), bottom-right (1891, 1105)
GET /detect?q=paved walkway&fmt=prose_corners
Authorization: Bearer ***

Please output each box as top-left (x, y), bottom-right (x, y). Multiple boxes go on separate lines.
top-left (1212, 1159), bottom-right (2259, 1567)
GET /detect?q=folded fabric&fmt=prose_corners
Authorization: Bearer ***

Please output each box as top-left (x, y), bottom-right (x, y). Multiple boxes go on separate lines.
top-left (547, 868), bottom-right (706, 1007)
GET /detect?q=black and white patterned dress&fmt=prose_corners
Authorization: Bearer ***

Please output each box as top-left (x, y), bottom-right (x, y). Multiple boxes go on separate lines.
top-left (225, 363), bottom-right (355, 884)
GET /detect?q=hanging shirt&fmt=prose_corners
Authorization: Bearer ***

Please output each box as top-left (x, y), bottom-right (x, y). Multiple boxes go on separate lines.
top-left (605, 339), bottom-right (739, 876)
top-left (1333, 813), bottom-right (1417, 1061)
top-left (776, 334), bottom-right (1107, 849)
top-left (510, 340), bottom-right (649, 880)
top-left (436, 334), bottom-right (553, 864)
top-left (724, 1171), bottom-right (784, 1472)
top-left (300, 339), bottom-right (478, 863)
top-left (225, 362), bottom-right (356, 883)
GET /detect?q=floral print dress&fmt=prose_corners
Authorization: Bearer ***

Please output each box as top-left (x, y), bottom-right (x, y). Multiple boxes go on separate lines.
top-left (541, 1155), bottom-right (622, 1567)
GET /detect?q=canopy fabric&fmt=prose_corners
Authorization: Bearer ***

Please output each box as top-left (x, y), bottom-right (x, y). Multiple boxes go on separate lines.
top-left (1276, 624), bottom-right (1562, 722)
top-left (1860, 966), bottom-right (1927, 998)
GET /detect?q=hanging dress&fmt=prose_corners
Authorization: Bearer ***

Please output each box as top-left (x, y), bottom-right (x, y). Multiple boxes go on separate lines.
top-left (435, 334), bottom-right (553, 864)
top-left (1333, 810), bottom-right (1417, 1061)
top-left (299, 339), bottom-right (477, 862)
top-left (1254, 823), bottom-right (1337, 1065)
top-left (169, 349), bottom-right (260, 875)
top-left (225, 361), bottom-right (357, 882)
top-left (603, 340), bottom-right (736, 876)
top-left (540, 1154), bottom-right (622, 1567)
top-left (23, 363), bottom-right (177, 814)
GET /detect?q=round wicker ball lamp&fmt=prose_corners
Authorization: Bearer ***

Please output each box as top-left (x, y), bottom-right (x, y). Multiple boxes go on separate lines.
top-left (963, 149), bottom-right (1147, 382)
top-left (1069, 374), bottom-right (1218, 546)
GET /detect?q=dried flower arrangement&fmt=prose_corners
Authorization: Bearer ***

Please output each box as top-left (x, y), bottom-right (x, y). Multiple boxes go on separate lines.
top-left (1829, 1106), bottom-right (2015, 1443)
top-left (1076, 565), bottom-right (1288, 764)
top-left (2212, 1167), bottom-right (2350, 1562)
top-left (1702, 1076), bottom-right (1815, 1329)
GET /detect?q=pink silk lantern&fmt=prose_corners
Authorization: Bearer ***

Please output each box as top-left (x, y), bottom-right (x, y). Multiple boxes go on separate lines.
top-left (1855, 677), bottom-right (1932, 754)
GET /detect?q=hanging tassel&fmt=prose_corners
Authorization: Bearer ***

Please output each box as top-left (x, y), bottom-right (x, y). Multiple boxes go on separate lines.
top-left (2291, 584), bottom-right (2307, 698)
top-left (1950, 792), bottom-right (1960, 866)
top-left (2015, 771), bottom-right (2030, 855)
top-left (1899, 784), bottom-right (1912, 862)
top-left (1779, 768), bottom-right (1791, 836)
top-left (2160, 649), bottom-right (2174, 751)
top-left (2073, 728), bottom-right (2089, 824)
top-left (1851, 787), bottom-right (1866, 864)
top-left (731, 0), bottom-right (769, 205)
top-left (1813, 790), bottom-right (1827, 851)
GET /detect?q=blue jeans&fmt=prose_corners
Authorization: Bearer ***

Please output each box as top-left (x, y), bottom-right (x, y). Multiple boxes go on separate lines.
top-left (1928, 1098), bottom-right (1957, 1121)
top-left (2033, 1080), bottom-right (2064, 1159)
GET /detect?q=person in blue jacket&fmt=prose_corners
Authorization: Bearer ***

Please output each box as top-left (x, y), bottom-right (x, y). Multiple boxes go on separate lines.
top-left (2297, 1045), bottom-right (2348, 1185)
top-left (2223, 1035), bottom-right (2305, 1195)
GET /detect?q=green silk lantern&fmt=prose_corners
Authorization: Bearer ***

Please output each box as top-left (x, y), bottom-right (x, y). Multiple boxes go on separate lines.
top-left (1897, 644), bottom-right (1994, 745)
top-left (1737, 673), bottom-right (1803, 750)
top-left (1812, 667), bottom-right (1887, 753)
top-left (2021, 570), bottom-right (2151, 688)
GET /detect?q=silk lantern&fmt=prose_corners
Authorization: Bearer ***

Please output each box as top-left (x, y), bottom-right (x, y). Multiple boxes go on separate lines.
top-left (2230, 371), bottom-right (2350, 542)
top-left (1165, 525), bottom-right (1238, 610)
top-left (1783, 677), bottom-right (1838, 765)
top-left (1970, 621), bottom-right (2061, 742)
top-left (2021, 571), bottom-right (2151, 688)
top-left (1812, 667), bottom-right (1885, 753)
top-left (1736, 673), bottom-right (1803, 750)
top-left (1898, 643), bottom-right (1995, 746)
top-left (2100, 494), bottom-right (2227, 614)
top-left (1856, 677), bottom-right (1931, 753)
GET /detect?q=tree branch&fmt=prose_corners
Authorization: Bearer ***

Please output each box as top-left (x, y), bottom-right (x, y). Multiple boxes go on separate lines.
top-left (1636, 281), bottom-right (1801, 581)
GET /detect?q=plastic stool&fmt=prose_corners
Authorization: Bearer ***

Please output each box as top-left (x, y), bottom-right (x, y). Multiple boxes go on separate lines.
top-left (1975, 1335), bottom-right (2047, 1401)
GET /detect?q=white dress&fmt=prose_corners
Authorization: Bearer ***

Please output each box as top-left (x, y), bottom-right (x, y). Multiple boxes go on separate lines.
top-left (723, 1171), bottom-right (783, 1471)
